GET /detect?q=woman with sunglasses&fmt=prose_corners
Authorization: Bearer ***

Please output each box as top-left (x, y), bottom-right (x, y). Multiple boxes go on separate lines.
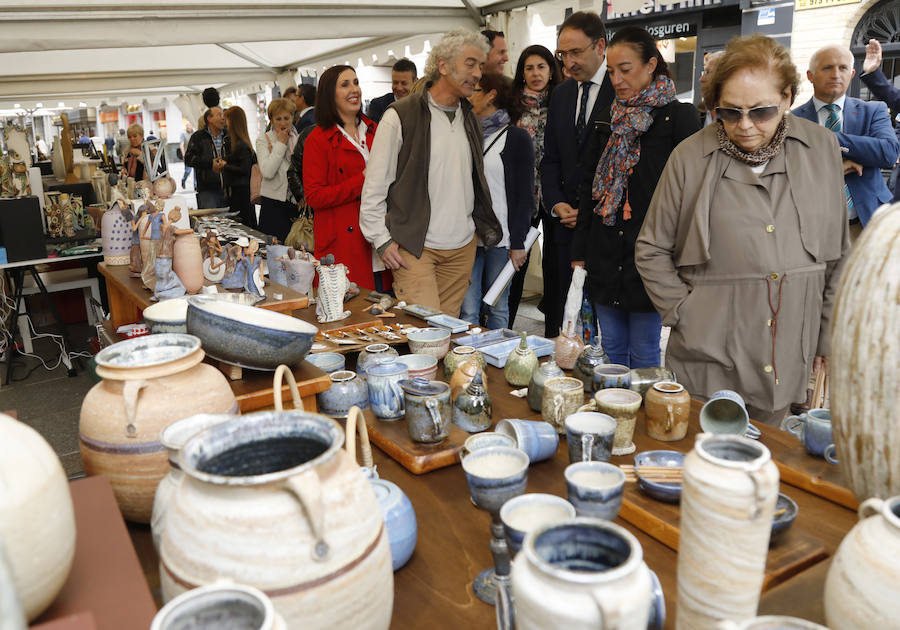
top-left (636, 34), bottom-right (850, 426)
top-left (571, 26), bottom-right (700, 368)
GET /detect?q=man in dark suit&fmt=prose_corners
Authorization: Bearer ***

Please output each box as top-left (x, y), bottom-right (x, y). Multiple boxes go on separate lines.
top-left (540, 10), bottom-right (614, 338)
top-left (367, 58), bottom-right (417, 124)
top-left (859, 38), bottom-right (900, 201)
top-left (793, 44), bottom-right (900, 236)
top-left (295, 84), bottom-right (316, 130)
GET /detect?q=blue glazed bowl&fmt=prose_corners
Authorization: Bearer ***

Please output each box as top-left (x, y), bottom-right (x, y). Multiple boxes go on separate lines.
top-left (771, 492), bottom-right (798, 541)
top-left (186, 296), bottom-right (318, 370)
top-left (634, 450), bottom-right (684, 503)
top-left (370, 478), bottom-right (417, 571)
top-left (305, 352), bottom-right (345, 374)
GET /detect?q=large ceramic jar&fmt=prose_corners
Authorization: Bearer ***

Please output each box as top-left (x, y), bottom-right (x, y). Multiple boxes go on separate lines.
top-left (0, 413), bottom-right (76, 621)
top-left (528, 355), bottom-right (565, 412)
top-left (101, 202), bottom-right (131, 265)
top-left (677, 434), bottom-right (779, 629)
top-left (511, 518), bottom-right (657, 630)
top-left (824, 495), bottom-right (900, 630)
top-left (443, 345), bottom-right (486, 379)
top-left (159, 411), bottom-right (393, 630)
top-left (357, 343), bottom-right (399, 379)
top-left (644, 381), bottom-right (691, 442)
top-left (829, 205), bottom-right (900, 503)
top-left (574, 338), bottom-right (609, 392)
top-left (173, 231), bottom-right (204, 294)
top-left (79, 334), bottom-right (238, 523)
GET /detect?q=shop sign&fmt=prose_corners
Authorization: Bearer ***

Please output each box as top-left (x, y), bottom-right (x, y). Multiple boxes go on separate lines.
top-left (605, 0), bottom-right (738, 22)
top-left (795, 0), bottom-right (859, 9)
top-left (99, 110), bottom-right (118, 123)
top-left (608, 21), bottom-right (697, 39)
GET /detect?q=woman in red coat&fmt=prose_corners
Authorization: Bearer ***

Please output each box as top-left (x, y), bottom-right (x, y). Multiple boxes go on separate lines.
top-left (303, 64), bottom-right (379, 290)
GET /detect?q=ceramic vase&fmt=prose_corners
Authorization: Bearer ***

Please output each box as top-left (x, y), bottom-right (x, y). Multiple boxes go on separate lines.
top-left (79, 334), bottom-right (239, 523)
top-left (829, 204), bottom-right (900, 503)
top-left (528, 355), bottom-right (565, 412)
top-left (370, 478), bottom-right (417, 572)
top-left (677, 434), bottom-right (779, 629)
top-left (151, 581), bottom-right (287, 630)
top-left (511, 518), bottom-right (659, 630)
top-left (504, 332), bottom-right (538, 387)
top-left (173, 231), bottom-right (204, 294)
top-left (645, 381), bottom-right (691, 442)
top-left (824, 495), bottom-right (900, 630)
top-left (553, 322), bottom-right (584, 370)
top-left (452, 370), bottom-right (492, 433)
top-left (159, 410), bottom-right (394, 630)
top-left (574, 338), bottom-right (609, 392)
top-left (0, 413), bottom-right (76, 621)
top-left (101, 202), bottom-right (131, 265)
top-left (450, 360), bottom-right (480, 401)
top-left (443, 345), bottom-right (486, 379)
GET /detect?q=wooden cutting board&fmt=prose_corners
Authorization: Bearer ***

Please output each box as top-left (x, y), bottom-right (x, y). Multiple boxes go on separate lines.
top-left (361, 406), bottom-right (467, 475)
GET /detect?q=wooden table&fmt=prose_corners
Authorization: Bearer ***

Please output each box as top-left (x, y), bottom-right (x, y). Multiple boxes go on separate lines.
top-left (97, 262), bottom-right (309, 329)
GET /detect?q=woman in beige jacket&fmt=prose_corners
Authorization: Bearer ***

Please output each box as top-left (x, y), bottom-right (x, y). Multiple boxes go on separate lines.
top-left (635, 34), bottom-right (850, 425)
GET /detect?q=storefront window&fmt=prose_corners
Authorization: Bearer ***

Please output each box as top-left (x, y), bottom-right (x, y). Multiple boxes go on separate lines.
top-left (658, 36), bottom-right (698, 101)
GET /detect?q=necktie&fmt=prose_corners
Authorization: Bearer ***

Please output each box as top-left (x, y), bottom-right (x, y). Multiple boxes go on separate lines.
top-left (824, 103), bottom-right (855, 216)
top-left (575, 81), bottom-right (592, 142)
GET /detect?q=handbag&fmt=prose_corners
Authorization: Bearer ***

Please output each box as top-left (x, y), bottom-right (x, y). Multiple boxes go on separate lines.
top-left (285, 203), bottom-right (315, 252)
top-left (250, 135), bottom-right (272, 205)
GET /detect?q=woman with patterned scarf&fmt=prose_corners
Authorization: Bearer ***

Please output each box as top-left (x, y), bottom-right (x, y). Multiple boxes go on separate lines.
top-left (636, 34), bottom-right (849, 426)
top-left (571, 26), bottom-right (700, 368)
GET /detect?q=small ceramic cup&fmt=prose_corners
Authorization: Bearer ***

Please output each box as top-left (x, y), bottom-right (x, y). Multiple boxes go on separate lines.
top-left (542, 376), bottom-right (585, 435)
top-left (495, 418), bottom-right (560, 463)
top-left (592, 363), bottom-right (631, 392)
top-left (500, 493), bottom-right (576, 555)
top-left (366, 358), bottom-right (409, 421)
top-left (587, 388), bottom-right (642, 456)
top-left (781, 408), bottom-right (834, 458)
top-left (460, 431), bottom-right (516, 459)
top-left (564, 461), bottom-right (626, 520)
top-left (565, 412), bottom-right (617, 464)
top-left (699, 389), bottom-right (749, 435)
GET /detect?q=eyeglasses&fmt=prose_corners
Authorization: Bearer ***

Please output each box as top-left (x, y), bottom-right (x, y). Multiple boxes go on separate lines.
top-left (714, 105), bottom-right (781, 124)
top-left (555, 41), bottom-right (598, 61)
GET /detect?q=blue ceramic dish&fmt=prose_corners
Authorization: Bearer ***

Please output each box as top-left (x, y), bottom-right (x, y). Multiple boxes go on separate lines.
top-left (305, 352), bottom-right (345, 374)
top-left (634, 450), bottom-right (684, 503)
top-left (771, 492), bottom-right (798, 541)
top-left (186, 296), bottom-right (318, 370)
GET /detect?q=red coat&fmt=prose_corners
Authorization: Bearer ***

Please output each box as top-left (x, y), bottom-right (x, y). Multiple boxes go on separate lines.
top-left (303, 116), bottom-right (377, 290)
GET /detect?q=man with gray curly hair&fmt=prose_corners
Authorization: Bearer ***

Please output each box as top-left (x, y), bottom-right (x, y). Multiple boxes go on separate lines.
top-left (360, 28), bottom-right (502, 316)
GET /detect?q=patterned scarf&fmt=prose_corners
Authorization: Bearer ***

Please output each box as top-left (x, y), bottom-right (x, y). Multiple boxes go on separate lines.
top-left (481, 108), bottom-right (510, 140)
top-left (715, 114), bottom-right (789, 166)
top-left (592, 75), bottom-right (676, 225)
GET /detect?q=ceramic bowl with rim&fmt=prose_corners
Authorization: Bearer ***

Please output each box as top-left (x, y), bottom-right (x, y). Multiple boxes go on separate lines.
top-left (405, 327), bottom-right (451, 360)
top-left (634, 450), bottom-right (684, 503)
top-left (396, 354), bottom-right (438, 381)
top-left (770, 492), bottom-right (798, 541)
top-left (305, 352), bottom-right (345, 374)
top-left (142, 297), bottom-right (190, 334)
top-left (186, 296), bottom-right (318, 370)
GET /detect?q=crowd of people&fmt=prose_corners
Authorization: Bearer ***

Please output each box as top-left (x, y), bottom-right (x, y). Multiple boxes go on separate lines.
top-left (175, 11), bottom-right (899, 426)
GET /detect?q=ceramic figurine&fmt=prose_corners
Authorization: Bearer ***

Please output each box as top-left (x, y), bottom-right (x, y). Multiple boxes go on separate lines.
top-left (240, 240), bottom-right (265, 298)
top-left (553, 321), bottom-right (584, 370)
top-left (129, 202), bottom-right (151, 277)
top-left (141, 200), bottom-right (166, 291)
top-left (316, 258), bottom-right (351, 323)
top-left (100, 199), bottom-right (131, 266)
top-left (201, 231), bottom-right (225, 283)
top-left (153, 209), bottom-right (188, 300)
top-left (281, 247), bottom-right (316, 295)
top-left (574, 337), bottom-right (610, 392)
top-left (266, 237), bottom-right (290, 287)
top-left (504, 332), bottom-right (538, 387)
top-left (152, 174), bottom-right (177, 199)
top-left (220, 242), bottom-right (245, 291)
top-left (453, 370), bottom-right (492, 433)
top-left (527, 354), bottom-right (565, 412)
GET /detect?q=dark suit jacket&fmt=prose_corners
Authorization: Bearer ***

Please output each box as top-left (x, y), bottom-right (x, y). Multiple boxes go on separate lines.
top-left (861, 69), bottom-right (900, 201)
top-left (296, 108), bottom-right (315, 132)
top-left (793, 96), bottom-right (900, 225)
top-left (540, 76), bottom-right (616, 212)
top-left (367, 93), bottom-right (395, 124)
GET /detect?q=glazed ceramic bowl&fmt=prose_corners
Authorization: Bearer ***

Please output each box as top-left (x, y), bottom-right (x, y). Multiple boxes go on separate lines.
top-left (199, 291), bottom-right (265, 306)
top-left (634, 450), bottom-right (684, 503)
top-left (406, 327), bottom-right (451, 360)
top-left (143, 297), bottom-right (189, 334)
top-left (771, 492), bottom-right (798, 541)
top-left (305, 352), bottom-right (345, 374)
top-left (396, 354), bottom-right (439, 380)
top-left (186, 296), bottom-right (318, 370)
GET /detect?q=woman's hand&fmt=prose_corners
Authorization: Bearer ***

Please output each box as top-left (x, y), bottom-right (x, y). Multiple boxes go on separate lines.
top-left (275, 127), bottom-right (290, 145)
top-left (510, 249), bottom-right (527, 271)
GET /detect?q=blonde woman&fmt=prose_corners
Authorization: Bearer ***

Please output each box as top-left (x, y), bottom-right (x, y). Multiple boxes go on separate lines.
top-left (121, 123), bottom-right (146, 180)
top-left (257, 97), bottom-right (299, 242)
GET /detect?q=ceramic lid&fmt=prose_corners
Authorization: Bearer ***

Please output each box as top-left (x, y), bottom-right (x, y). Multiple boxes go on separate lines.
top-left (367, 357), bottom-right (408, 377)
top-left (364, 343), bottom-right (390, 353)
top-left (400, 376), bottom-right (450, 397)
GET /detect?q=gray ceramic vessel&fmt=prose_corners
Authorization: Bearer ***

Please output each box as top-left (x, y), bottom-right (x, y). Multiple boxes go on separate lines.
top-left (401, 377), bottom-right (452, 444)
top-left (317, 370), bottom-right (369, 418)
top-left (453, 370), bottom-right (492, 433)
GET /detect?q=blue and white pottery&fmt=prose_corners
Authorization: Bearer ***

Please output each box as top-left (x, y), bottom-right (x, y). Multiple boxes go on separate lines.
top-left (564, 461), bottom-right (626, 520)
top-left (370, 478), bottom-right (417, 571)
top-left (305, 352), bottom-right (345, 374)
top-left (357, 343), bottom-right (399, 379)
top-left (266, 244), bottom-right (290, 287)
top-left (461, 446), bottom-right (530, 514)
top-left (495, 419), bottom-right (559, 463)
top-left (400, 377), bottom-right (452, 444)
top-left (770, 492), bottom-right (798, 542)
top-left (699, 389), bottom-right (750, 435)
top-left (461, 432), bottom-right (516, 459)
top-left (317, 370), bottom-right (369, 419)
top-left (592, 363), bottom-right (631, 392)
top-left (142, 297), bottom-right (189, 334)
top-left (186, 296), bottom-right (317, 370)
top-left (634, 450), bottom-right (684, 503)
top-left (781, 408), bottom-right (833, 457)
top-left (366, 358), bottom-right (408, 421)
top-left (500, 493), bottom-right (575, 555)
top-left (564, 412), bottom-right (617, 464)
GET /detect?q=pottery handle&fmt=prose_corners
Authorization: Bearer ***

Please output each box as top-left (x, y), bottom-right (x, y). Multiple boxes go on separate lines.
top-left (858, 497), bottom-right (884, 521)
top-left (425, 398), bottom-right (443, 438)
top-left (590, 589), bottom-right (621, 630)
top-left (577, 400), bottom-right (597, 414)
top-left (553, 396), bottom-right (564, 430)
top-left (665, 403), bottom-right (674, 432)
top-left (780, 415), bottom-right (804, 440)
top-left (283, 469), bottom-right (330, 562)
top-left (273, 364), bottom-right (304, 412)
top-left (389, 380), bottom-right (405, 415)
top-left (581, 433), bottom-right (594, 462)
top-left (823, 443), bottom-right (839, 466)
top-left (345, 405), bottom-right (374, 471)
top-left (122, 379), bottom-right (149, 438)
top-left (745, 468), bottom-right (768, 520)
top-left (495, 578), bottom-right (516, 630)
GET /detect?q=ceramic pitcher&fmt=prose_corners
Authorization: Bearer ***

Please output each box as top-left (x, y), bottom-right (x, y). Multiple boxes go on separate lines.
top-left (366, 358), bottom-right (408, 421)
top-left (159, 410), bottom-right (394, 630)
top-left (401, 377), bottom-right (452, 444)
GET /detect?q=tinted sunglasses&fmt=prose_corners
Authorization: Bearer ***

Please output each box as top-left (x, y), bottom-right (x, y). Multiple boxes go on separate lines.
top-left (714, 105), bottom-right (780, 124)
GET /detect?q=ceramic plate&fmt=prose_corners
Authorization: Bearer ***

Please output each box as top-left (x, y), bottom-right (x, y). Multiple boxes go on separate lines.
top-left (403, 304), bottom-right (442, 320)
top-left (95, 333), bottom-right (200, 369)
top-left (452, 328), bottom-right (519, 349)
top-left (480, 335), bottom-right (555, 368)
top-left (425, 314), bottom-right (470, 334)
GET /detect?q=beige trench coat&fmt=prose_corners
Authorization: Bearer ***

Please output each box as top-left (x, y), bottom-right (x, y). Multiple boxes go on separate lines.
top-left (635, 114), bottom-right (850, 412)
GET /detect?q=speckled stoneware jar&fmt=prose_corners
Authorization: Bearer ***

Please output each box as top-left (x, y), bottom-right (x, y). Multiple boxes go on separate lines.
top-left (443, 345), bottom-right (486, 379)
top-left (357, 344), bottom-right (399, 379)
top-left (151, 581), bottom-right (287, 630)
top-left (528, 355), bottom-right (565, 412)
top-left (317, 370), bottom-right (369, 419)
top-left (645, 381), bottom-right (691, 442)
top-left (450, 360), bottom-right (481, 401)
top-left (453, 370), bottom-right (493, 433)
top-left (401, 377), bottom-right (452, 444)
top-left (553, 324), bottom-right (584, 370)
top-left (574, 338), bottom-right (609, 392)
top-left (504, 332), bottom-right (538, 387)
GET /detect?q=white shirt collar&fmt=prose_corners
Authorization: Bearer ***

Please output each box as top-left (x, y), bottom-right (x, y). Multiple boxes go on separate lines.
top-left (585, 60), bottom-right (607, 88)
top-left (813, 93), bottom-right (846, 113)
top-left (300, 106), bottom-right (314, 116)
